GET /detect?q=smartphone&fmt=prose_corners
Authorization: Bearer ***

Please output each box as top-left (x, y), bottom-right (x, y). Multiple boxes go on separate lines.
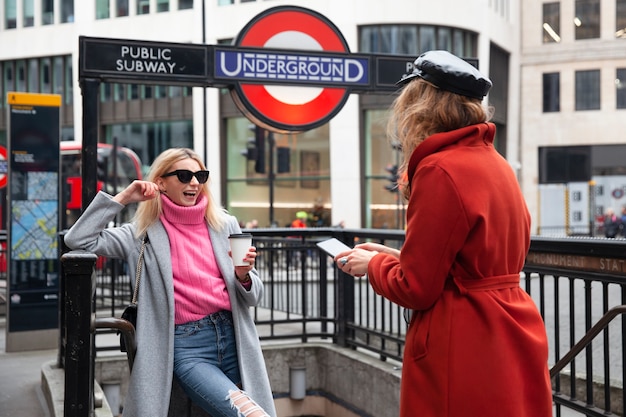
top-left (316, 238), bottom-right (351, 257)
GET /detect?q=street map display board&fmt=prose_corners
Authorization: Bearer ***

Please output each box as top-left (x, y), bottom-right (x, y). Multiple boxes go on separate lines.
top-left (6, 92), bottom-right (61, 334)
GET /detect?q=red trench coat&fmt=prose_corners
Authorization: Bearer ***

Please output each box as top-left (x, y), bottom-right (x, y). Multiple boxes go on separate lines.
top-left (368, 123), bottom-right (553, 417)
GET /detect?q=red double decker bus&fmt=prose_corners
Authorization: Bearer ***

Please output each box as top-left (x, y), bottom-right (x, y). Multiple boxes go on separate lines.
top-left (60, 142), bottom-right (143, 229)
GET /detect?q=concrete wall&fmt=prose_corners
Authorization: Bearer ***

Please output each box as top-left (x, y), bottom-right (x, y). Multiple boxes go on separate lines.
top-left (52, 342), bottom-right (402, 417)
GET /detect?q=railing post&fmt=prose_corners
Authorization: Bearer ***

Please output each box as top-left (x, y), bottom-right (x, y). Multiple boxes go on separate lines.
top-left (335, 270), bottom-right (354, 347)
top-left (62, 250), bottom-right (98, 417)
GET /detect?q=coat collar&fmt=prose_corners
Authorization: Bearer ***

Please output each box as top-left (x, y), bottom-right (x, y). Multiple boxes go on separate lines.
top-left (407, 123), bottom-right (495, 188)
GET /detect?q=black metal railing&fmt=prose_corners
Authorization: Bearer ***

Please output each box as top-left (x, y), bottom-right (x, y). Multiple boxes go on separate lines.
top-left (60, 229), bottom-right (626, 417)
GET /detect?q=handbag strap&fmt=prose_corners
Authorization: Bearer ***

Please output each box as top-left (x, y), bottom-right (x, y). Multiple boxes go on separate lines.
top-left (131, 235), bottom-right (147, 304)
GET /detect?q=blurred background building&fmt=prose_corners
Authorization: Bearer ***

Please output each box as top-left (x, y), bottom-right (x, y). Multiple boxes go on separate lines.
top-left (0, 0), bottom-right (623, 235)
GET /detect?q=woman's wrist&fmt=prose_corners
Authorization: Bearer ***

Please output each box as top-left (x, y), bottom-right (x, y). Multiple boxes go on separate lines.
top-left (237, 272), bottom-right (251, 283)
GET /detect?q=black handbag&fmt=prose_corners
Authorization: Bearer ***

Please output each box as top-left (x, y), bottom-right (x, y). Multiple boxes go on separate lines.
top-left (120, 235), bottom-right (147, 352)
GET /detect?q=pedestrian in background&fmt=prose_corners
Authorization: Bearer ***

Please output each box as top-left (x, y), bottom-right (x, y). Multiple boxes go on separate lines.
top-left (64, 148), bottom-right (276, 417)
top-left (335, 51), bottom-right (553, 417)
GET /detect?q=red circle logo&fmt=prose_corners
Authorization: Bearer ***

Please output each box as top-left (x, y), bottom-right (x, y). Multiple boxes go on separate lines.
top-left (0, 146), bottom-right (7, 189)
top-left (232, 6), bottom-right (351, 132)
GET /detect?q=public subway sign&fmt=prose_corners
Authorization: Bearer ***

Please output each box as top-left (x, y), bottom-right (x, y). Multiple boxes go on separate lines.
top-left (78, 5), bottom-right (452, 132)
top-left (80, 37), bottom-right (209, 82)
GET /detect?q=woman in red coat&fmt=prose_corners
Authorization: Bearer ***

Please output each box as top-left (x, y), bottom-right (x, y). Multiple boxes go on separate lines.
top-left (336, 50), bottom-right (553, 416)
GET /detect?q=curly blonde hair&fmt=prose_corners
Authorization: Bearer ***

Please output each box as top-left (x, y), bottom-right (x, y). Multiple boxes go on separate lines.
top-left (133, 148), bottom-right (225, 236)
top-left (387, 79), bottom-right (492, 199)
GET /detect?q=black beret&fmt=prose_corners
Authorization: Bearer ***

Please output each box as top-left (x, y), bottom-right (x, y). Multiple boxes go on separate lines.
top-left (396, 50), bottom-right (492, 99)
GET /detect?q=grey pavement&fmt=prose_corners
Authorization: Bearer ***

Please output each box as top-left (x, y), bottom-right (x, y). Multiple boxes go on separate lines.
top-left (0, 316), bottom-right (56, 417)
top-left (0, 312), bottom-right (587, 417)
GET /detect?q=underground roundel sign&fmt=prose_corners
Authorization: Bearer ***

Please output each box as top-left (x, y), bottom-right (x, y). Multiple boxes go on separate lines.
top-left (229, 6), bottom-right (354, 133)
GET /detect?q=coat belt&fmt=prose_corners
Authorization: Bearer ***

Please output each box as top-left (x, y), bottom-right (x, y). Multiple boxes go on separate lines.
top-left (450, 274), bottom-right (521, 295)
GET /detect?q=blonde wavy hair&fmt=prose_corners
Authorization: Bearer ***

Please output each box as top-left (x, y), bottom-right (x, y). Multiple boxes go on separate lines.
top-left (387, 79), bottom-right (492, 199)
top-left (133, 148), bottom-right (225, 237)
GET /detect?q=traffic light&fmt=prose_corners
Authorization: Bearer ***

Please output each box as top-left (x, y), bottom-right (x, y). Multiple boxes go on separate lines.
top-left (277, 146), bottom-right (290, 173)
top-left (384, 164), bottom-right (398, 193)
top-left (241, 125), bottom-right (266, 173)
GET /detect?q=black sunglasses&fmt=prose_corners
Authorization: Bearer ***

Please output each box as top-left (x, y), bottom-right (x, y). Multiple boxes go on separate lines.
top-left (162, 169), bottom-right (210, 184)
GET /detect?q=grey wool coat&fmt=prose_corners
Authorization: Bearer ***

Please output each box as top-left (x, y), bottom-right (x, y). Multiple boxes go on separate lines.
top-left (64, 192), bottom-right (277, 417)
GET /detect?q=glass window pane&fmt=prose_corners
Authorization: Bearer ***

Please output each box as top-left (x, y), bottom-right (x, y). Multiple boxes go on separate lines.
top-left (116, 0), bottom-right (128, 17)
top-left (40, 57), bottom-right (51, 93)
top-left (225, 117), bottom-right (330, 228)
top-left (65, 56), bottom-right (73, 104)
top-left (437, 27), bottom-right (452, 51)
top-left (617, 68), bottom-right (626, 109)
top-left (42, 0), bottom-right (54, 25)
top-left (398, 26), bottom-right (418, 55)
top-left (96, 0), bottom-right (109, 19)
top-left (575, 69), bottom-right (600, 110)
top-left (128, 84), bottom-right (139, 100)
top-left (575, 0), bottom-right (600, 40)
top-left (61, 0), bottom-right (73, 22)
top-left (178, 0), bottom-right (193, 10)
top-left (6, 0), bottom-right (17, 29)
top-left (137, 0), bottom-right (149, 14)
top-left (53, 56), bottom-right (64, 96)
top-left (364, 109), bottom-right (402, 229)
top-left (617, 0), bottom-right (626, 38)
top-left (23, 0), bottom-right (34, 27)
top-left (4, 63), bottom-right (15, 93)
top-left (114, 84), bottom-right (125, 101)
top-left (28, 59), bottom-right (38, 92)
top-left (218, 0), bottom-right (234, 4)
top-left (378, 27), bottom-right (393, 53)
top-left (359, 26), bottom-right (375, 52)
top-left (543, 2), bottom-right (561, 43)
top-left (419, 26), bottom-right (436, 53)
top-left (450, 30), bottom-right (463, 56)
top-left (16, 60), bottom-right (26, 91)
top-left (156, 0), bottom-right (169, 12)
top-left (543, 72), bottom-right (560, 112)
top-left (101, 83), bottom-right (112, 102)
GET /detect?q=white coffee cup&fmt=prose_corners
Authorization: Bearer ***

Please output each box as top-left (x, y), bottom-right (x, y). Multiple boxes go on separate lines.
top-left (229, 233), bottom-right (253, 266)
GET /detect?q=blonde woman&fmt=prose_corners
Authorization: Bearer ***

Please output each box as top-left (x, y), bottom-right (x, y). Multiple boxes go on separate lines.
top-left (65, 148), bottom-right (275, 417)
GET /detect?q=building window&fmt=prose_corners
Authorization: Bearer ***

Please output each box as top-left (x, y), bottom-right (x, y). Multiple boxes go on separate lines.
top-left (617, 0), bottom-right (626, 38)
top-left (156, 0), bottom-right (169, 12)
top-left (543, 72), bottom-right (560, 112)
top-left (64, 56), bottom-right (73, 104)
top-left (218, 0), bottom-right (234, 4)
top-left (61, 0), bottom-right (73, 22)
top-left (543, 2), bottom-right (561, 43)
top-left (42, 0), bottom-right (54, 25)
top-left (178, 0), bottom-right (193, 10)
top-left (16, 60), bottom-right (26, 91)
top-left (575, 0), bottom-right (600, 40)
top-left (23, 0), bottom-right (34, 27)
top-left (116, 0), bottom-right (128, 17)
top-left (360, 24), bottom-right (477, 57)
top-left (5, 0), bottom-right (17, 29)
top-left (96, 0), bottom-right (109, 19)
top-left (53, 56), bottom-right (64, 97)
top-left (40, 58), bottom-right (52, 93)
top-left (137, 0), bottom-right (149, 15)
top-left (28, 59), bottom-right (38, 92)
top-left (617, 68), bottom-right (626, 109)
top-left (575, 69), bottom-right (600, 110)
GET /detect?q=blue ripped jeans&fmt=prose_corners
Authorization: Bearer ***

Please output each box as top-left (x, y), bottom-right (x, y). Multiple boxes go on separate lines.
top-left (173, 310), bottom-right (242, 417)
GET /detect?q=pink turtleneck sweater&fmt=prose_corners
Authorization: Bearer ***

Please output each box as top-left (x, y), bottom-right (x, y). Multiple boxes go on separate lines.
top-left (160, 194), bottom-right (231, 325)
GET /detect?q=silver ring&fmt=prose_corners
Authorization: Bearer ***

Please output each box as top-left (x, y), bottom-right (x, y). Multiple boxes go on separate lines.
top-left (340, 257), bottom-right (348, 265)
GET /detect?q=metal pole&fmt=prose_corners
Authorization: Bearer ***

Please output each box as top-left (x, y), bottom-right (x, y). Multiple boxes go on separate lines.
top-left (80, 78), bottom-right (100, 212)
top-left (202, 0), bottom-right (208, 165)
top-left (268, 132), bottom-right (275, 225)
